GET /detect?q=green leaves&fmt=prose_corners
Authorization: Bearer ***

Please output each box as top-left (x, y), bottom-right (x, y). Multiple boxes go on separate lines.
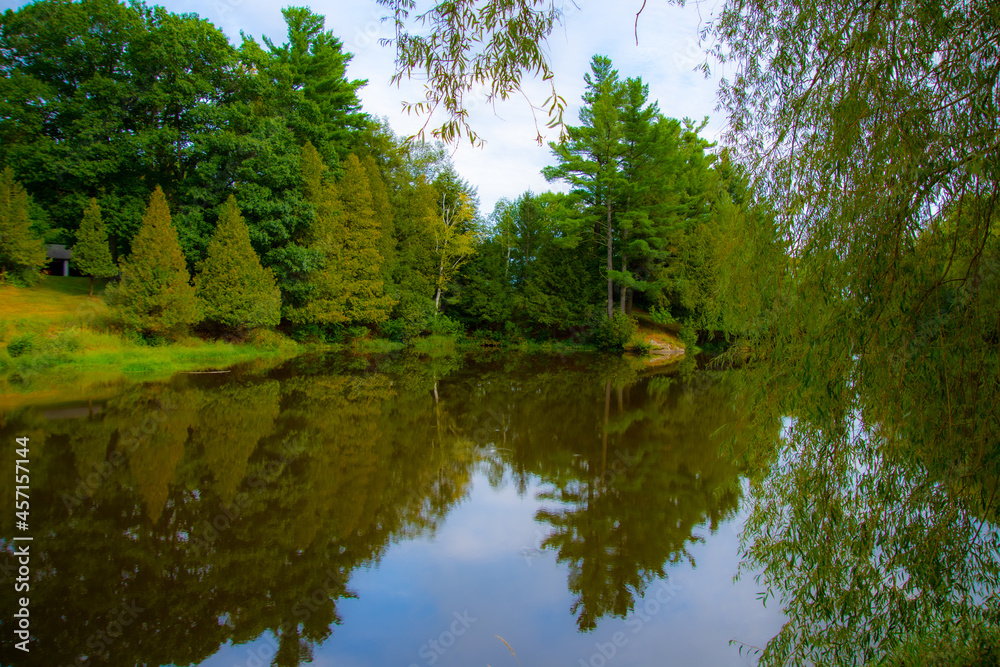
top-left (377, 0), bottom-right (565, 146)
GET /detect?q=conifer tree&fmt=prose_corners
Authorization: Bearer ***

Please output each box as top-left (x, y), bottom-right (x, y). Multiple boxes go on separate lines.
top-left (0, 166), bottom-right (46, 281)
top-left (106, 186), bottom-right (200, 338)
top-left (74, 198), bottom-right (117, 296)
top-left (285, 142), bottom-right (348, 326)
top-left (195, 195), bottom-right (280, 335)
top-left (362, 154), bottom-right (395, 288)
top-left (337, 153), bottom-right (395, 325)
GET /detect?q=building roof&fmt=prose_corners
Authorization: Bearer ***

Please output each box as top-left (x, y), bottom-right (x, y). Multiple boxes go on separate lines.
top-left (47, 244), bottom-right (72, 260)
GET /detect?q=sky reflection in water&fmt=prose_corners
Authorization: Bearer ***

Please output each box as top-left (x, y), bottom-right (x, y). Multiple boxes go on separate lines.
top-left (0, 352), bottom-right (785, 667)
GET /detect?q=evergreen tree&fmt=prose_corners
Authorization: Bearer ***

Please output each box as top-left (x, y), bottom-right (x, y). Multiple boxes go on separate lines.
top-left (262, 7), bottom-right (367, 163)
top-left (362, 154), bottom-right (395, 289)
top-left (195, 195), bottom-right (280, 335)
top-left (74, 198), bottom-right (117, 296)
top-left (337, 153), bottom-right (395, 325)
top-left (544, 55), bottom-right (626, 320)
top-left (285, 142), bottom-right (348, 327)
top-left (106, 186), bottom-right (200, 338)
top-left (0, 166), bottom-right (46, 281)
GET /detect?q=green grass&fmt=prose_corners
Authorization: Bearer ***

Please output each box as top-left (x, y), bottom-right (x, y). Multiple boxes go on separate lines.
top-left (0, 277), bottom-right (302, 404)
top-left (411, 333), bottom-right (460, 357)
top-left (0, 275), bottom-right (109, 321)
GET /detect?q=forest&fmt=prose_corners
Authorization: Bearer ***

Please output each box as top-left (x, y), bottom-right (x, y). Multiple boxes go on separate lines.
top-left (0, 0), bottom-right (773, 351)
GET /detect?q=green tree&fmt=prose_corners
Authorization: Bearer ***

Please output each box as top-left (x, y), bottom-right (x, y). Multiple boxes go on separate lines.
top-left (0, 0), bottom-right (239, 253)
top-left (336, 153), bottom-right (395, 325)
top-left (73, 198), bottom-right (117, 296)
top-left (0, 166), bottom-right (45, 281)
top-left (544, 55), bottom-right (627, 320)
top-left (262, 6), bottom-right (367, 163)
top-left (195, 195), bottom-right (281, 335)
top-left (285, 141), bottom-right (347, 328)
top-left (106, 186), bottom-right (200, 338)
top-left (430, 180), bottom-right (479, 312)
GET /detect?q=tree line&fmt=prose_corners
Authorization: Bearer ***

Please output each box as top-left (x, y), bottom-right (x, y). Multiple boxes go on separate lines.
top-left (0, 1), bottom-right (763, 349)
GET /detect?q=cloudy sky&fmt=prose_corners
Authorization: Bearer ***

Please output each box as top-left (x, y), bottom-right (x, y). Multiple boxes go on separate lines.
top-left (2, 0), bottom-right (727, 214)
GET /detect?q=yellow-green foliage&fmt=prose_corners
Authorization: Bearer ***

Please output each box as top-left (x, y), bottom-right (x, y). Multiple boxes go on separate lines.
top-left (195, 196), bottom-right (280, 332)
top-left (286, 141), bottom-right (348, 325)
top-left (106, 186), bottom-right (200, 338)
top-left (338, 153), bottom-right (395, 324)
top-left (362, 153), bottom-right (395, 285)
top-left (288, 146), bottom-right (396, 327)
top-left (0, 166), bottom-right (46, 279)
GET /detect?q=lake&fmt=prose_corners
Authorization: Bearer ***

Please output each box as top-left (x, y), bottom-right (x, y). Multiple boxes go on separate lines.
top-left (0, 351), bottom-right (786, 666)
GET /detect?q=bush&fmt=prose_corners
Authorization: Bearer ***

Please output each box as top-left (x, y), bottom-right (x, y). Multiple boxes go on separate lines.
top-left (7, 334), bottom-right (34, 357)
top-left (649, 305), bottom-right (676, 326)
top-left (591, 312), bottom-right (637, 351)
top-left (246, 328), bottom-right (293, 350)
top-left (679, 319), bottom-right (701, 354)
top-left (429, 314), bottom-right (464, 337)
top-left (379, 318), bottom-right (407, 342)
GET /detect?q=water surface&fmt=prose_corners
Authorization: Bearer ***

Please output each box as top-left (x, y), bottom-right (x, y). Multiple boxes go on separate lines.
top-left (0, 352), bottom-right (784, 666)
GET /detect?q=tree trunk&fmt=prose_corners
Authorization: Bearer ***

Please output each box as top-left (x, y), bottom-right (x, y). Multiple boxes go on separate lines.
top-left (606, 199), bottom-right (614, 320)
top-left (619, 231), bottom-right (628, 315)
top-left (88, 275), bottom-right (94, 297)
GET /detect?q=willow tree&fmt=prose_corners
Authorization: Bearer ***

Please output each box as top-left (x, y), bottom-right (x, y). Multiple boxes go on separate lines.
top-left (381, 0), bottom-right (1000, 663)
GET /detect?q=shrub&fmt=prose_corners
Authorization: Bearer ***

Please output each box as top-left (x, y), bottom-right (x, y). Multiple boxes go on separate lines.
top-left (649, 305), bottom-right (676, 326)
top-left (7, 334), bottom-right (34, 357)
top-left (429, 314), bottom-right (464, 337)
top-left (379, 318), bottom-right (407, 342)
top-left (591, 312), bottom-right (637, 352)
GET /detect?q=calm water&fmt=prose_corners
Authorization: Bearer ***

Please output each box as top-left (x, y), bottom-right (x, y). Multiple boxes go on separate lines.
top-left (0, 352), bottom-right (784, 666)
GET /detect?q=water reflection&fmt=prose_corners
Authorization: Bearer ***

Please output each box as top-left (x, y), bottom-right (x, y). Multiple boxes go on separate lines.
top-left (0, 353), bottom-right (755, 666)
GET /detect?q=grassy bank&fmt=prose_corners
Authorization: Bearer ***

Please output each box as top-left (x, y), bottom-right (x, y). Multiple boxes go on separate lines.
top-left (0, 278), bottom-right (691, 403)
top-left (0, 276), bottom-right (302, 400)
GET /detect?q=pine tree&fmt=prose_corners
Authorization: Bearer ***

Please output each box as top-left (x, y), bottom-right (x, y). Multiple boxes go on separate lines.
top-left (544, 56), bottom-right (627, 320)
top-left (106, 186), bottom-right (200, 338)
top-left (0, 166), bottom-right (46, 281)
top-left (195, 195), bottom-right (280, 335)
top-left (74, 198), bottom-right (117, 296)
top-left (337, 153), bottom-right (395, 325)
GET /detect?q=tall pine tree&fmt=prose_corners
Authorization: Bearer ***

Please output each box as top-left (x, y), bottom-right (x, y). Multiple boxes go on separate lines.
top-left (195, 195), bottom-right (280, 335)
top-left (544, 55), bottom-right (626, 319)
top-left (74, 198), bottom-right (117, 296)
top-left (106, 186), bottom-right (200, 338)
